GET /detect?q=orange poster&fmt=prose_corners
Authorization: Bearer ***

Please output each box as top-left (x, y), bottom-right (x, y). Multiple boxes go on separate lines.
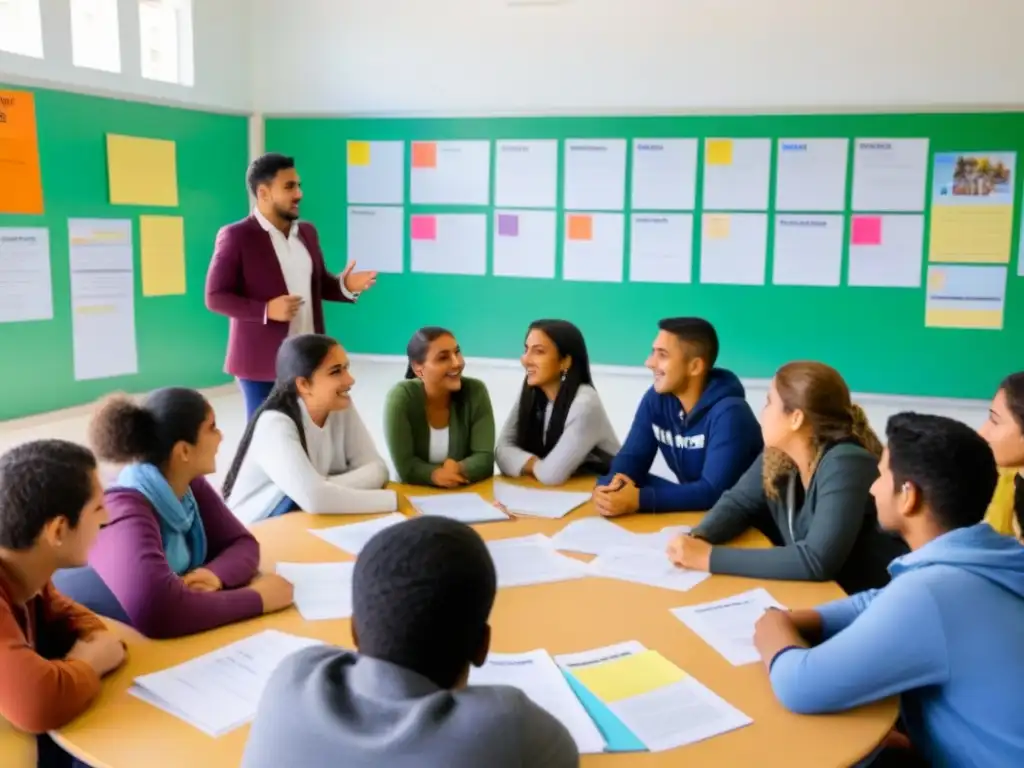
top-left (0, 90), bottom-right (44, 215)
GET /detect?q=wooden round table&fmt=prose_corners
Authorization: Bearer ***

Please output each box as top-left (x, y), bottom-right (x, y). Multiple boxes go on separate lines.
top-left (52, 477), bottom-right (896, 767)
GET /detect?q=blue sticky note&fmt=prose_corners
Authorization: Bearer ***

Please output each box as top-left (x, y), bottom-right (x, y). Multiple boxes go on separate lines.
top-left (561, 671), bottom-right (647, 753)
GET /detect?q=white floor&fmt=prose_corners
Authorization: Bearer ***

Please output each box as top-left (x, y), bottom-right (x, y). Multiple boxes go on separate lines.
top-left (0, 356), bottom-right (993, 492)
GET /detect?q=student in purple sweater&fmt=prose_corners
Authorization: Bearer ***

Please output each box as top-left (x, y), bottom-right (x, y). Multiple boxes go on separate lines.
top-left (57, 388), bottom-right (293, 639)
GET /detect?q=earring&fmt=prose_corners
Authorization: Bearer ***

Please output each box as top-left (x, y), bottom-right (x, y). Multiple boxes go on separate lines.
top-left (560, 370), bottom-right (567, 382)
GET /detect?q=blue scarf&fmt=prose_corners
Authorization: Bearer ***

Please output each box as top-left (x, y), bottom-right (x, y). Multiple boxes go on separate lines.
top-left (117, 463), bottom-right (208, 575)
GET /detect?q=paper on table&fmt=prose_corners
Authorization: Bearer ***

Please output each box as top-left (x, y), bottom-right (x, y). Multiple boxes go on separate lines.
top-left (407, 493), bottom-right (510, 524)
top-left (492, 482), bottom-right (590, 519)
top-left (310, 512), bottom-right (407, 555)
top-left (469, 649), bottom-right (606, 754)
top-left (548, 518), bottom-right (690, 556)
top-left (129, 629), bottom-right (324, 736)
top-left (487, 534), bottom-right (589, 588)
top-left (588, 546), bottom-right (710, 593)
top-left (670, 588), bottom-right (786, 666)
top-left (275, 562), bottom-right (355, 621)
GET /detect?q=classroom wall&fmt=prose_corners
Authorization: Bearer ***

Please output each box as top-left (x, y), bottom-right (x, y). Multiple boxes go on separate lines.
top-left (250, 0), bottom-right (1024, 116)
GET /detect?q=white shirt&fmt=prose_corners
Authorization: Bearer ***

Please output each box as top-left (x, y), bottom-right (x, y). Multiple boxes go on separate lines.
top-left (428, 427), bottom-right (450, 464)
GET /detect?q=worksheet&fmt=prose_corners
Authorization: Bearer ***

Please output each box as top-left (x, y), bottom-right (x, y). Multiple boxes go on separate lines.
top-left (407, 493), bottom-right (510, 524)
top-left (670, 588), bottom-right (787, 665)
top-left (275, 562), bottom-right (355, 621)
top-left (549, 518), bottom-right (690, 556)
top-left (588, 547), bottom-right (710, 593)
top-left (492, 482), bottom-right (591, 519)
top-left (310, 513), bottom-right (407, 555)
top-left (486, 534), bottom-right (589, 588)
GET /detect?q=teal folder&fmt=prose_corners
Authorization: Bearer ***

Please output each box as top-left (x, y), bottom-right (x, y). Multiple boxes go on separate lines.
top-left (561, 671), bottom-right (647, 753)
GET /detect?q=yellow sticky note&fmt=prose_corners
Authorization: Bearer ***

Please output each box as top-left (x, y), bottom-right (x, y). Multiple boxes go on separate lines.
top-left (348, 141), bottom-right (371, 166)
top-left (140, 215), bottom-right (186, 296)
top-left (928, 205), bottom-right (1013, 264)
top-left (705, 214), bottom-right (731, 240)
top-left (572, 651), bottom-right (687, 704)
top-left (107, 134), bottom-right (178, 206)
top-left (928, 269), bottom-right (946, 291)
top-left (706, 139), bottom-right (734, 166)
top-left (925, 308), bottom-right (1003, 330)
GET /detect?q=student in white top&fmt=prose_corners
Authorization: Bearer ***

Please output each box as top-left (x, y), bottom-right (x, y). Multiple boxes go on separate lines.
top-left (496, 320), bottom-right (620, 485)
top-left (222, 334), bottom-right (397, 525)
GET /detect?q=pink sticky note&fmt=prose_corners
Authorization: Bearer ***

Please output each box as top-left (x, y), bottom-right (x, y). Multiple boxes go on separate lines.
top-left (851, 216), bottom-right (882, 246)
top-left (411, 215), bottom-right (437, 241)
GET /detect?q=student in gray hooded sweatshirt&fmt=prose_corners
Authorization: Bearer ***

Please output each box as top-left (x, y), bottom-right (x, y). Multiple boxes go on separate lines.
top-left (242, 516), bottom-right (579, 768)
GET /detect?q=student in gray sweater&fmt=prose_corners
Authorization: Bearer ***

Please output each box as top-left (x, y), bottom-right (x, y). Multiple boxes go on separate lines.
top-left (242, 516), bottom-right (579, 768)
top-left (496, 319), bottom-right (620, 485)
top-left (668, 361), bottom-right (908, 594)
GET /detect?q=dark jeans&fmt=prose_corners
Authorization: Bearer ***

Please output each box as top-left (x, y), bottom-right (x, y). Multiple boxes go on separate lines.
top-left (51, 566), bottom-right (131, 626)
top-left (238, 378), bottom-right (274, 421)
top-left (36, 734), bottom-right (91, 768)
top-left (268, 496), bottom-right (298, 518)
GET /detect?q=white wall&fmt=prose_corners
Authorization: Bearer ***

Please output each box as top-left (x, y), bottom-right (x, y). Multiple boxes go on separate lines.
top-left (252, 0), bottom-right (1024, 116)
top-left (0, 0), bottom-right (251, 112)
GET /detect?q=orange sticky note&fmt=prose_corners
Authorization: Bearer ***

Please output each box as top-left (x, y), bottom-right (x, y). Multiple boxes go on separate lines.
top-left (567, 214), bottom-right (593, 241)
top-left (0, 90), bottom-right (44, 214)
top-left (412, 142), bottom-right (437, 169)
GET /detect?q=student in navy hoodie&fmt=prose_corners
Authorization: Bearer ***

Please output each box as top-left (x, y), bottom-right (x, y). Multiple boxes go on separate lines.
top-left (754, 412), bottom-right (1024, 767)
top-left (593, 317), bottom-right (762, 516)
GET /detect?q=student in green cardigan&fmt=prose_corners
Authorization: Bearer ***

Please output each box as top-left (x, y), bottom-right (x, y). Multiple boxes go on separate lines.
top-left (384, 327), bottom-right (495, 487)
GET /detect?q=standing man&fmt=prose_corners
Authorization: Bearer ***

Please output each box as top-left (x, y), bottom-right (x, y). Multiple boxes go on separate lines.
top-left (205, 153), bottom-right (378, 419)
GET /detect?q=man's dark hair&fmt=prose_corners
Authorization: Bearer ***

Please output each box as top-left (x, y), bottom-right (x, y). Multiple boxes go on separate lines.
top-left (352, 516), bottom-right (497, 689)
top-left (886, 412), bottom-right (998, 531)
top-left (0, 440), bottom-right (98, 550)
top-left (246, 152), bottom-right (295, 197)
top-left (658, 317), bottom-right (719, 369)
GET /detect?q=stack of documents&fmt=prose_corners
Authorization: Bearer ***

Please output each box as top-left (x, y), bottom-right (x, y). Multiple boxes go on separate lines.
top-left (407, 493), bottom-right (510, 524)
top-left (276, 561), bottom-right (355, 621)
top-left (309, 512), bottom-right (407, 555)
top-left (486, 534), bottom-right (589, 588)
top-left (549, 517), bottom-right (691, 556)
top-left (670, 588), bottom-right (786, 666)
top-left (129, 630), bottom-right (324, 736)
top-left (588, 547), bottom-right (710, 593)
top-left (492, 482), bottom-right (591, 519)
top-left (469, 649), bottom-right (606, 754)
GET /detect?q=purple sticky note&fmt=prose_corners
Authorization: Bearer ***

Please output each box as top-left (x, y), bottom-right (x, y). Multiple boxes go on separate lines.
top-left (498, 213), bottom-right (519, 237)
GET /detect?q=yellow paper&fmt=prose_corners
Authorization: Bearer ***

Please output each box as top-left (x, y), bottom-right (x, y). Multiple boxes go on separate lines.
top-left (706, 139), bottom-right (734, 166)
top-left (140, 215), bottom-right (186, 296)
top-left (107, 134), bottom-right (179, 206)
top-left (705, 214), bottom-right (731, 240)
top-left (572, 651), bottom-right (687, 704)
top-left (929, 205), bottom-right (1013, 263)
top-left (925, 308), bottom-right (1003, 330)
top-left (348, 141), bottom-right (371, 166)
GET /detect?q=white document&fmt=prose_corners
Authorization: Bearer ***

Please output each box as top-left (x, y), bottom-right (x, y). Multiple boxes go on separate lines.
top-left (847, 214), bottom-right (924, 287)
top-left (772, 215), bottom-right (843, 287)
top-left (851, 138), bottom-right (929, 212)
top-left (588, 546), bottom-right (710, 593)
top-left (347, 140), bottom-right (404, 205)
top-left (702, 138), bottom-right (771, 211)
top-left (347, 206), bottom-right (404, 273)
top-left (129, 630), bottom-right (324, 736)
top-left (563, 139), bottom-right (627, 211)
top-left (774, 138), bottom-right (849, 212)
top-left (68, 218), bottom-right (138, 381)
top-left (410, 140), bottom-right (490, 206)
top-left (408, 493), bottom-right (510, 524)
top-left (631, 138), bottom-right (698, 211)
top-left (469, 649), bottom-right (606, 754)
top-left (926, 264), bottom-right (1007, 328)
top-left (310, 512), bottom-right (407, 555)
top-left (549, 517), bottom-right (691, 556)
top-left (495, 140), bottom-right (558, 208)
top-left (492, 482), bottom-right (591, 519)
top-left (410, 213), bottom-right (487, 276)
top-left (493, 209), bottom-right (556, 279)
top-left (629, 214), bottom-right (693, 284)
top-left (670, 588), bottom-right (786, 666)
top-left (487, 534), bottom-right (588, 588)
top-left (275, 562), bottom-right (355, 621)
top-left (699, 213), bottom-right (768, 285)
top-left (563, 212), bottom-right (624, 283)
top-left (0, 227), bottom-right (53, 323)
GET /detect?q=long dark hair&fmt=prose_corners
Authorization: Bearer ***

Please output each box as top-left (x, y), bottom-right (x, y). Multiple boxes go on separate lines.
top-left (515, 320), bottom-right (594, 459)
top-left (222, 334), bottom-right (339, 499)
top-left (404, 326), bottom-right (455, 380)
top-left (999, 372), bottom-right (1024, 536)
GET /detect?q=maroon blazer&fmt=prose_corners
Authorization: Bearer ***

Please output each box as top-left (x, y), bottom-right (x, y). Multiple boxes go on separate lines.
top-left (204, 216), bottom-right (352, 381)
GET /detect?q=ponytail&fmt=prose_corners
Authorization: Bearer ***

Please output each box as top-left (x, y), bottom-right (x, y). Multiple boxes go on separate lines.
top-left (849, 403), bottom-right (883, 458)
top-left (404, 363), bottom-right (416, 380)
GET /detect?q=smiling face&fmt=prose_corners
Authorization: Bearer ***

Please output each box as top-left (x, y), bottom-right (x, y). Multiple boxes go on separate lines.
top-left (296, 343), bottom-right (355, 413)
top-left (521, 329), bottom-right (567, 390)
top-left (173, 408), bottom-right (223, 477)
top-left (645, 330), bottom-right (702, 395)
top-left (258, 167), bottom-right (303, 222)
top-left (413, 334), bottom-right (464, 393)
top-left (979, 388), bottom-right (1024, 469)
top-left (48, 470), bottom-right (108, 569)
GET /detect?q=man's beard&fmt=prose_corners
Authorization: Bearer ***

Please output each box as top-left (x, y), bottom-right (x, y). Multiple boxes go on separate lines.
top-left (275, 202), bottom-right (299, 222)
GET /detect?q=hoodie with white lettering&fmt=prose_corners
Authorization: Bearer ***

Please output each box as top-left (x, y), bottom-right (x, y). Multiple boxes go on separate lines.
top-left (599, 369), bottom-right (763, 512)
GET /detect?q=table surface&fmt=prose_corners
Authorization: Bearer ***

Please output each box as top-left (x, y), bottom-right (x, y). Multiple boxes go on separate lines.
top-left (52, 476), bottom-right (897, 768)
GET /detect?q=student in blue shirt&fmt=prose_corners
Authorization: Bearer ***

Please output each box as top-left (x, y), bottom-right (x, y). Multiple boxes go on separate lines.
top-left (593, 317), bottom-right (762, 516)
top-left (754, 412), bottom-right (1024, 766)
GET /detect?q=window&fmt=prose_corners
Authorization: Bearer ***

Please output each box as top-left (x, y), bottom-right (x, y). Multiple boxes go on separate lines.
top-left (0, 0), bottom-right (43, 58)
top-left (139, 0), bottom-right (193, 86)
top-left (70, 0), bottom-right (121, 73)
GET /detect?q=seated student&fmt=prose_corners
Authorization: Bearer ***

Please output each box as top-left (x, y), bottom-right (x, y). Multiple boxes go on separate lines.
top-left (670, 361), bottom-right (907, 594)
top-left (753, 413), bottom-right (1024, 767)
top-left (496, 319), bottom-right (620, 485)
top-left (57, 390), bottom-right (293, 639)
top-left (242, 515), bottom-right (578, 768)
top-left (979, 371), bottom-right (1024, 540)
top-left (223, 333), bottom-right (396, 524)
top-left (593, 317), bottom-right (762, 516)
top-left (384, 327), bottom-right (495, 487)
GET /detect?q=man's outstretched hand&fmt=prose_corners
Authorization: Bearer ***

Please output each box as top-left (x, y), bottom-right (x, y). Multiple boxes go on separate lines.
top-left (342, 261), bottom-right (378, 294)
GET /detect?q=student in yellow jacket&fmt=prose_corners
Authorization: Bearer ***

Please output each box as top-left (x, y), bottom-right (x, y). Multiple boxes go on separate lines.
top-left (979, 372), bottom-right (1024, 540)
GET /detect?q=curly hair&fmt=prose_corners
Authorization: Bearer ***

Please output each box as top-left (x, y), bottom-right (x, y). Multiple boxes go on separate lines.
top-left (89, 388), bottom-right (210, 467)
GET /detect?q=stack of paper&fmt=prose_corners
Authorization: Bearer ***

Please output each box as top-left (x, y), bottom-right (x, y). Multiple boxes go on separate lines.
top-left (276, 562), bottom-right (355, 621)
top-left (407, 493), bottom-right (510, 524)
top-left (487, 534), bottom-right (589, 588)
top-left (588, 547), bottom-right (710, 593)
top-left (469, 649), bottom-right (606, 754)
top-left (556, 641), bottom-right (752, 753)
top-left (129, 630), bottom-right (324, 736)
top-left (310, 512), bottom-right (407, 555)
top-left (549, 517), bottom-right (691, 556)
top-left (670, 588), bottom-right (786, 666)
top-left (493, 482), bottom-right (591, 519)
